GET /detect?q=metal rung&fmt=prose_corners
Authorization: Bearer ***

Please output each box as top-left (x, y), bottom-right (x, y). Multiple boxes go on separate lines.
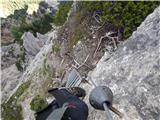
top-left (65, 69), bottom-right (82, 87)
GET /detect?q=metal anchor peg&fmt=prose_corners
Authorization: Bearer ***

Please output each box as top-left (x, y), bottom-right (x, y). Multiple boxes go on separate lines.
top-left (89, 79), bottom-right (123, 120)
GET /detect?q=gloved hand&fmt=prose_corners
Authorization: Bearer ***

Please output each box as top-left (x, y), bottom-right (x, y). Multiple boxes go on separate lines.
top-left (36, 87), bottom-right (88, 120)
top-left (48, 87), bottom-right (88, 120)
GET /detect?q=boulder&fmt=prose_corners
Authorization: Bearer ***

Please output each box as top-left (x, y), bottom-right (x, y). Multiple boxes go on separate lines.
top-left (83, 7), bottom-right (160, 120)
top-left (1, 43), bottom-right (21, 69)
top-left (1, 64), bottom-right (22, 103)
top-left (22, 32), bottom-right (49, 65)
top-left (22, 32), bottom-right (47, 56)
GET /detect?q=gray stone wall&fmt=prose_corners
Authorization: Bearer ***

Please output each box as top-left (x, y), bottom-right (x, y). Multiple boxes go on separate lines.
top-left (83, 6), bottom-right (160, 120)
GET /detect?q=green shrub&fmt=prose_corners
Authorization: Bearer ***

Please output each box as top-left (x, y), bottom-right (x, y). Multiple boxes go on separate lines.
top-left (9, 5), bottom-right (29, 44)
top-left (42, 58), bottom-right (55, 80)
top-left (8, 5), bottom-right (28, 21)
top-left (10, 3), bottom-right (54, 43)
top-left (16, 60), bottom-right (23, 71)
top-left (11, 13), bottom-right (53, 43)
top-left (2, 81), bottom-right (31, 120)
top-left (53, 1), bottom-right (73, 26)
top-left (30, 95), bottom-right (48, 112)
top-left (11, 18), bottom-right (32, 45)
top-left (11, 26), bottom-right (23, 44)
top-left (15, 81), bottom-right (31, 97)
top-left (15, 47), bottom-right (25, 71)
top-left (11, 1), bottom-right (73, 43)
top-left (81, 1), bottom-right (160, 38)
top-left (2, 102), bottom-right (23, 120)
top-left (31, 13), bottom-right (53, 35)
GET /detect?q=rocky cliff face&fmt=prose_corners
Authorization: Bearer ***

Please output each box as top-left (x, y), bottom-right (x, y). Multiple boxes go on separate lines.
top-left (1, 18), bottom-right (15, 44)
top-left (1, 31), bottom-right (52, 104)
top-left (1, 64), bottom-right (21, 103)
top-left (22, 32), bottom-right (48, 56)
top-left (1, 43), bottom-right (21, 69)
top-left (82, 6), bottom-right (160, 120)
top-left (2, 3), bottom-right (160, 120)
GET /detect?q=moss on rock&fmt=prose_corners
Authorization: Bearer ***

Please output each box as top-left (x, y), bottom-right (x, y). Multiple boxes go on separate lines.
top-left (2, 81), bottom-right (31, 120)
top-left (30, 95), bottom-right (48, 112)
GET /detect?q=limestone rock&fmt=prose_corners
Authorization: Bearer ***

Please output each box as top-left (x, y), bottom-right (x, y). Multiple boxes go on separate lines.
top-left (22, 32), bottom-right (48, 56)
top-left (1, 43), bottom-right (21, 69)
top-left (82, 6), bottom-right (160, 120)
top-left (5, 30), bottom-right (58, 120)
top-left (1, 18), bottom-right (15, 44)
top-left (1, 64), bottom-right (22, 103)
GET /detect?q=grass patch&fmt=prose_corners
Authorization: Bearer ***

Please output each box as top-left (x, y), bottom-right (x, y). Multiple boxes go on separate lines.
top-left (15, 81), bottom-right (31, 97)
top-left (68, 11), bottom-right (88, 49)
top-left (42, 58), bottom-right (55, 80)
top-left (52, 43), bottom-right (61, 53)
top-left (2, 81), bottom-right (31, 120)
top-left (69, 27), bottom-right (85, 48)
top-left (30, 95), bottom-right (48, 113)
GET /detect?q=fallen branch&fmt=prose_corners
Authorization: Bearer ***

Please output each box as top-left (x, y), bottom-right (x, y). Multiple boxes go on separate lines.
top-left (72, 54), bottom-right (90, 70)
top-left (93, 12), bottom-right (101, 24)
top-left (60, 57), bottom-right (65, 66)
top-left (60, 70), bottom-right (66, 82)
top-left (83, 63), bottom-right (92, 70)
top-left (93, 36), bottom-right (104, 57)
top-left (77, 54), bottom-right (90, 69)
top-left (106, 36), bottom-right (118, 50)
top-left (93, 32), bottom-right (116, 58)
top-left (73, 58), bottom-right (80, 66)
top-left (112, 38), bottom-right (118, 50)
top-left (74, 58), bottom-right (92, 70)
top-left (72, 64), bottom-right (78, 69)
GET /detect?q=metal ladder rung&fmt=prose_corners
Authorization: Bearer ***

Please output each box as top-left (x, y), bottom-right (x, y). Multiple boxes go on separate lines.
top-left (65, 69), bottom-right (82, 87)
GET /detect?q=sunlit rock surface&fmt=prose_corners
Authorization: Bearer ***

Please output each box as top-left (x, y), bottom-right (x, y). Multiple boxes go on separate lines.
top-left (22, 32), bottom-right (48, 56)
top-left (82, 6), bottom-right (160, 120)
top-left (1, 43), bottom-right (21, 69)
top-left (1, 64), bottom-right (22, 103)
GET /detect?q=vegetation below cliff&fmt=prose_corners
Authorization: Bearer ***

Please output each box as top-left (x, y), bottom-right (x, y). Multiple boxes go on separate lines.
top-left (81, 1), bottom-right (160, 38)
top-left (1, 1), bottom-right (160, 120)
top-left (7, 1), bottom-right (72, 45)
top-left (2, 81), bottom-right (31, 120)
